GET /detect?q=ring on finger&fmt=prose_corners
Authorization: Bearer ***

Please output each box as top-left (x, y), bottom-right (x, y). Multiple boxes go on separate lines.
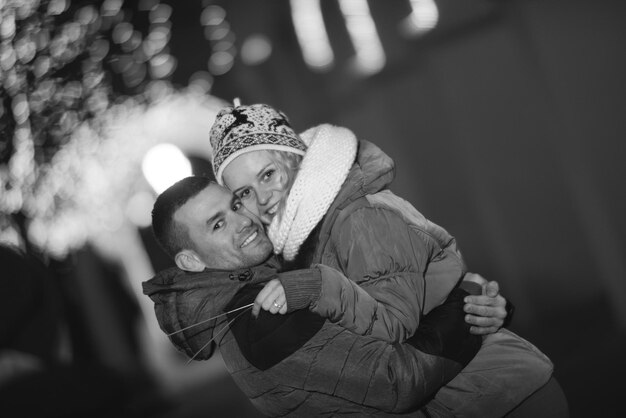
top-left (273, 300), bottom-right (282, 309)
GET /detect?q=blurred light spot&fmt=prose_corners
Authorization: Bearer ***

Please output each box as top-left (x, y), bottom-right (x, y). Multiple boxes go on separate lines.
top-left (16, 2), bottom-right (37, 20)
top-left (200, 5), bottom-right (226, 26)
top-left (33, 55), bottom-right (51, 78)
top-left (89, 38), bottom-right (110, 62)
top-left (64, 21), bottom-right (83, 43)
top-left (149, 3), bottom-right (172, 24)
top-left (144, 26), bottom-right (170, 56)
top-left (113, 22), bottom-right (134, 44)
top-left (142, 144), bottom-right (192, 194)
top-left (122, 61), bottom-right (147, 87)
top-left (111, 54), bottom-right (133, 73)
top-left (241, 34), bottom-right (272, 66)
top-left (188, 70), bottom-right (213, 94)
top-left (290, 0), bottom-right (334, 71)
top-left (35, 28), bottom-right (50, 50)
top-left (133, 46), bottom-right (149, 63)
top-left (76, 5), bottom-right (98, 25)
top-left (3, 70), bottom-right (20, 94)
top-left (12, 94), bottom-right (30, 124)
top-left (121, 30), bottom-right (142, 52)
top-left (59, 111), bottom-right (79, 133)
top-left (49, 36), bottom-right (68, 60)
top-left (15, 37), bottom-right (37, 64)
top-left (48, 0), bottom-right (69, 16)
top-left (126, 191), bottom-right (155, 228)
top-left (0, 11), bottom-right (16, 39)
top-left (63, 81), bottom-right (83, 101)
top-left (149, 53), bottom-right (177, 79)
top-left (401, 0), bottom-right (439, 36)
top-left (102, 0), bottom-right (123, 17)
top-left (338, 0), bottom-right (386, 75)
top-left (204, 23), bottom-right (231, 41)
top-left (208, 51), bottom-right (234, 75)
top-left (0, 47), bottom-right (17, 70)
top-left (212, 39), bottom-right (234, 52)
top-left (82, 70), bottom-right (105, 89)
top-left (145, 80), bottom-right (174, 101)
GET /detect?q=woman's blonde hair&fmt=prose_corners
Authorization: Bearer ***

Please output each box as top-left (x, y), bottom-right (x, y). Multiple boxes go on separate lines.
top-left (266, 149), bottom-right (304, 212)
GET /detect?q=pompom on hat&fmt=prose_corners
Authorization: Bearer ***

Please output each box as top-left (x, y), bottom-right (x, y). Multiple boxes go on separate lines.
top-left (210, 99), bottom-right (307, 184)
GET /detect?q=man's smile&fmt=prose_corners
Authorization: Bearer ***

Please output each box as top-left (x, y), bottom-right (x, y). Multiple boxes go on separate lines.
top-left (241, 228), bottom-right (259, 248)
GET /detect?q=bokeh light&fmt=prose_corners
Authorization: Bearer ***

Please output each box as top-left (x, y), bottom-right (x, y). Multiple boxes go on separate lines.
top-left (142, 143), bottom-right (192, 195)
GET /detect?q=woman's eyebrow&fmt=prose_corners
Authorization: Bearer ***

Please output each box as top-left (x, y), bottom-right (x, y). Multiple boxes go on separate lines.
top-left (256, 163), bottom-right (273, 179)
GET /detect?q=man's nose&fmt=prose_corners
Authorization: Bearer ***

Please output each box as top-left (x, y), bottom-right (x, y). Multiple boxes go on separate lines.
top-left (235, 212), bottom-right (253, 232)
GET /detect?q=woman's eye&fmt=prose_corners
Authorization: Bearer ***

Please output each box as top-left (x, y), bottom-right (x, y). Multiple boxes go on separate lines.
top-left (263, 169), bottom-right (275, 180)
top-left (240, 188), bottom-right (251, 198)
top-left (213, 220), bottom-right (224, 230)
top-left (232, 201), bottom-right (242, 211)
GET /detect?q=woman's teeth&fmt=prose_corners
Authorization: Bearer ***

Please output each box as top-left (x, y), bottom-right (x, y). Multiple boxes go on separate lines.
top-left (241, 231), bottom-right (258, 247)
top-left (267, 204), bottom-right (278, 215)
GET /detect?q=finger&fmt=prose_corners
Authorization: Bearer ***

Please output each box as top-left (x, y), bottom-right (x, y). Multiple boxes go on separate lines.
top-left (253, 288), bottom-right (274, 317)
top-left (485, 281), bottom-right (500, 298)
top-left (465, 313), bottom-right (503, 327)
top-left (470, 325), bottom-right (499, 335)
top-left (252, 301), bottom-right (261, 318)
top-left (278, 303), bottom-right (288, 314)
top-left (464, 303), bottom-right (506, 319)
top-left (464, 295), bottom-right (496, 307)
top-left (266, 291), bottom-right (287, 315)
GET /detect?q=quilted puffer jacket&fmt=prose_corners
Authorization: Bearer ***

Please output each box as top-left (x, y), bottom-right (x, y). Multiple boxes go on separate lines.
top-left (143, 257), bottom-right (482, 417)
top-left (272, 126), bottom-right (554, 417)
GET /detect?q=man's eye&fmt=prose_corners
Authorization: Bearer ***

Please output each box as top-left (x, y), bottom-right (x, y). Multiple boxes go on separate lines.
top-left (240, 188), bottom-right (251, 199)
top-left (213, 220), bottom-right (224, 230)
top-left (232, 201), bottom-right (242, 211)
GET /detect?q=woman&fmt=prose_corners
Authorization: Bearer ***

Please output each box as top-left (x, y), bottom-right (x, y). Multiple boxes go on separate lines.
top-left (210, 102), bottom-right (507, 331)
top-left (208, 102), bottom-right (566, 417)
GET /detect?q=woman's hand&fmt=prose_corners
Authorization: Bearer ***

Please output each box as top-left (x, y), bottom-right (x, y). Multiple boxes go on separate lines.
top-left (253, 279), bottom-right (288, 317)
top-left (462, 273), bottom-right (508, 335)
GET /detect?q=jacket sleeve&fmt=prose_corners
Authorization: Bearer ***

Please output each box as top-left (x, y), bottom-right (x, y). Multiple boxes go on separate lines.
top-left (281, 204), bottom-right (466, 343)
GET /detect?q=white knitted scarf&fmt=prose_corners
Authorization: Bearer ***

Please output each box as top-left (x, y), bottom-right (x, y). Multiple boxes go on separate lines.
top-left (268, 124), bottom-right (358, 261)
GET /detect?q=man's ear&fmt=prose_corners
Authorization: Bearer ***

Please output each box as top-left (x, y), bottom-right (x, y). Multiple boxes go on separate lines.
top-left (175, 250), bottom-right (205, 272)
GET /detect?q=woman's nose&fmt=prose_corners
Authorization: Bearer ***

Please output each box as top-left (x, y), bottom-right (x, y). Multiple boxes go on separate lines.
top-left (257, 187), bottom-right (272, 206)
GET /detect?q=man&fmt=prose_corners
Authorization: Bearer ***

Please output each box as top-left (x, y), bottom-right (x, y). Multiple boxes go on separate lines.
top-left (143, 177), bottom-right (563, 417)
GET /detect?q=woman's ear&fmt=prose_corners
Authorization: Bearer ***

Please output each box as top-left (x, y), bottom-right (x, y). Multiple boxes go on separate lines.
top-left (175, 250), bottom-right (205, 272)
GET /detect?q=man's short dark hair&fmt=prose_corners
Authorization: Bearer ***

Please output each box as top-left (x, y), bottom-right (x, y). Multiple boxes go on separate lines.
top-left (152, 176), bottom-right (214, 258)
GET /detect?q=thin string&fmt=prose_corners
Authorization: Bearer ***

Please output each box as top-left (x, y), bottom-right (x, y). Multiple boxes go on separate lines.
top-left (166, 303), bottom-right (254, 337)
top-left (186, 306), bottom-right (252, 365)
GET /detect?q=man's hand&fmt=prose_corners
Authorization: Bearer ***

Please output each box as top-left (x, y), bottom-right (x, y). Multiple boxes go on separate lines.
top-left (462, 273), bottom-right (508, 335)
top-left (252, 279), bottom-right (288, 317)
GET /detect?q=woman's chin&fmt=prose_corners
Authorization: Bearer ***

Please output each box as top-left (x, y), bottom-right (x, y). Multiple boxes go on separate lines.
top-left (261, 214), bottom-right (275, 226)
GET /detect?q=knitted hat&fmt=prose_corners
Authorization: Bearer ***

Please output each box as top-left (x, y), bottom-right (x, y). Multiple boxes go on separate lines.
top-left (209, 101), bottom-right (307, 184)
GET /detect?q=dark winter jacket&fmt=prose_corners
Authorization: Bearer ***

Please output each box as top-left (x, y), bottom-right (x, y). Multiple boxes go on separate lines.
top-left (271, 127), bottom-right (554, 417)
top-left (143, 256), bottom-right (481, 417)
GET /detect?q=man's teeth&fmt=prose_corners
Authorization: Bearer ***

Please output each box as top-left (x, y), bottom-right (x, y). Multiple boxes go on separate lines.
top-left (267, 205), bottom-right (278, 215)
top-left (241, 231), bottom-right (258, 247)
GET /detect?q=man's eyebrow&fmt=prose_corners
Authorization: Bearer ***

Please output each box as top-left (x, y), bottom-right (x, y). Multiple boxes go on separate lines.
top-left (206, 210), bottom-right (224, 227)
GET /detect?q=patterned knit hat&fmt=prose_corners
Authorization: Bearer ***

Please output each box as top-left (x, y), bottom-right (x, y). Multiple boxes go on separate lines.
top-left (209, 101), bottom-right (307, 184)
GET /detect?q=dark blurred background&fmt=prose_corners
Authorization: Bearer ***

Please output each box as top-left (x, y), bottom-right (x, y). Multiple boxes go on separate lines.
top-left (1, 0), bottom-right (625, 417)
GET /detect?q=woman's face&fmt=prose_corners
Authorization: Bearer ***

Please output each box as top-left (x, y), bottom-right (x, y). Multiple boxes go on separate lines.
top-left (222, 150), bottom-right (290, 225)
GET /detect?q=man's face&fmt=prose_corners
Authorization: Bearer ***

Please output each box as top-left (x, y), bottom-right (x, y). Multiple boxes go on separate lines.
top-left (174, 184), bottom-right (273, 270)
